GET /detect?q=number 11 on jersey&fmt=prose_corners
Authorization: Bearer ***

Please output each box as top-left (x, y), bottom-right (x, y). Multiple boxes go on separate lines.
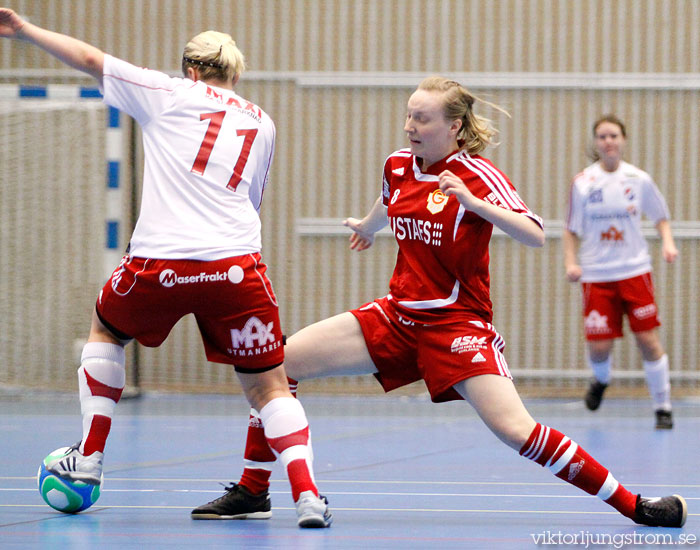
top-left (191, 111), bottom-right (258, 192)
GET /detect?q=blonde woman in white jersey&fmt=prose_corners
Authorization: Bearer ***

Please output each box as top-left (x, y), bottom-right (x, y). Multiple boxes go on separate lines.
top-left (563, 115), bottom-right (678, 429)
top-left (0, 7), bottom-right (330, 527)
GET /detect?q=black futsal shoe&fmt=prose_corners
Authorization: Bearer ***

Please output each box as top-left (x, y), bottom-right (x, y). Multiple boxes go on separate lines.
top-left (584, 380), bottom-right (608, 410)
top-left (633, 494), bottom-right (687, 527)
top-left (191, 483), bottom-right (271, 520)
top-left (655, 409), bottom-right (674, 430)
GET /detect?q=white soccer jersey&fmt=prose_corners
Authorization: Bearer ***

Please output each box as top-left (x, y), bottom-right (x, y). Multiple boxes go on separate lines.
top-left (101, 54), bottom-right (275, 260)
top-left (566, 161), bottom-right (670, 282)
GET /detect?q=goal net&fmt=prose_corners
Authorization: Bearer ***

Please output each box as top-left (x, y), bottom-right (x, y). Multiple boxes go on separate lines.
top-left (0, 98), bottom-right (109, 392)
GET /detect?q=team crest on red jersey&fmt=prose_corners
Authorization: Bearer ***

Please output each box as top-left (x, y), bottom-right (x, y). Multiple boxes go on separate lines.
top-left (427, 189), bottom-right (448, 214)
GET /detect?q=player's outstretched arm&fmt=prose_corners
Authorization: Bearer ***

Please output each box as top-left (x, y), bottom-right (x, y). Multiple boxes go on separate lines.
top-left (0, 7), bottom-right (104, 83)
top-left (343, 195), bottom-right (388, 251)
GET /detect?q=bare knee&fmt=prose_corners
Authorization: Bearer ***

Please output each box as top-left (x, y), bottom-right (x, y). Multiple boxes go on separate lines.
top-left (237, 365), bottom-right (293, 411)
top-left (454, 375), bottom-right (536, 452)
top-left (489, 416), bottom-right (537, 451)
top-left (587, 339), bottom-right (613, 362)
top-left (634, 330), bottom-right (664, 361)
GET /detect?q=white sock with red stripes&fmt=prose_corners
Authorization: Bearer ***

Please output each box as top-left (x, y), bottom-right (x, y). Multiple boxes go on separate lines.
top-left (78, 342), bottom-right (126, 456)
top-left (259, 396), bottom-right (318, 502)
top-left (238, 378), bottom-right (298, 494)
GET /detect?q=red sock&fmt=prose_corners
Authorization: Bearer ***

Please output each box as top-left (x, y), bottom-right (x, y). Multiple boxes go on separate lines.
top-left (520, 423), bottom-right (637, 519)
top-left (286, 459), bottom-right (315, 497)
top-left (238, 378), bottom-right (299, 494)
top-left (287, 377), bottom-right (298, 398)
top-left (238, 410), bottom-right (275, 494)
top-left (265, 424), bottom-right (317, 501)
top-left (83, 415), bottom-right (112, 455)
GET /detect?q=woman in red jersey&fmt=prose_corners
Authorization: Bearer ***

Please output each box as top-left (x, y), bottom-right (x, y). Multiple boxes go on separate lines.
top-left (564, 115), bottom-right (678, 428)
top-left (193, 77), bottom-right (685, 528)
top-left (0, 7), bottom-right (330, 527)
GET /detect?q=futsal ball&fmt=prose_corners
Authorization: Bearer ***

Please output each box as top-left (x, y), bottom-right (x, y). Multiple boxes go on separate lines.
top-left (37, 447), bottom-right (102, 513)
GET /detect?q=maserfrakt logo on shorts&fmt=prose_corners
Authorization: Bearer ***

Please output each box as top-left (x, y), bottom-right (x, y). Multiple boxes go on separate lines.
top-left (159, 266), bottom-right (244, 287)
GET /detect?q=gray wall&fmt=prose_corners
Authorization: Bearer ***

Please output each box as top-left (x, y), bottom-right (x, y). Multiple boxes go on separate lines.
top-left (1, 0), bottom-right (698, 393)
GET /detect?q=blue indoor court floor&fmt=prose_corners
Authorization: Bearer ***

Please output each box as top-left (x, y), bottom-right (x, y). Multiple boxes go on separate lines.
top-left (1, 391), bottom-right (698, 549)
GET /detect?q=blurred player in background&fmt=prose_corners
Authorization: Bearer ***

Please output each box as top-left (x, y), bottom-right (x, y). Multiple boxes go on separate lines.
top-left (192, 78), bottom-right (686, 528)
top-left (563, 115), bottom-right (678, 429)
top-left (0, 7), bottom-right (331, 528)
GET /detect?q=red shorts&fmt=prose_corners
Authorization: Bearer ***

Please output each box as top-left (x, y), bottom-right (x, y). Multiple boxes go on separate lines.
top-left (96, 253), bottom-right (284, 371)
top-left (350, 297), bottom-right (512, 403)
top-left (582, 272), bottom-right (661, 341)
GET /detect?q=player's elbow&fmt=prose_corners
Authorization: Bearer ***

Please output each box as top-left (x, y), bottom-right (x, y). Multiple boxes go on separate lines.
top-left (525, 228), bottom-right (545, 248)
top-left (82, 49), bottom-right (104, 80)
top-left (533, 230), bottom-right (545, 248)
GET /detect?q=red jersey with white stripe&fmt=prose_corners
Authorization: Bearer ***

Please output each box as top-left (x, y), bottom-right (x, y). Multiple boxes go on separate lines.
top-left (382, 149), bottom-right (542, 324)
top-left (566, 161), bottom-right (670, 282)
top-left (101, 54), bottom-right (275, 260)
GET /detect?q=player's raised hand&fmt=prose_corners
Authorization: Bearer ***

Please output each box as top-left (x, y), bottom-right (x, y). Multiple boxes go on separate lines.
top-left (343, 217), bottom-right (375, 251)
top-left (438, 170), bottom-right (479, 211)
top-left (0, 8), bottom-right (25, 38)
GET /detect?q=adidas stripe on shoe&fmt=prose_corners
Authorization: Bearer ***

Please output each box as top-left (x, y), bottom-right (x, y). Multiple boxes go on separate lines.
top-left (45, 442), bottom-right (103, 485)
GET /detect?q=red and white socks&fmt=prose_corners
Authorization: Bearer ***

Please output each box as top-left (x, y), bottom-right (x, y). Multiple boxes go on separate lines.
top-left (77, 342), bottom-right (125, 456)
top-left (259, 396), bottom-right (318, 502)
top-left (520, 423), bottom-right (637, 519)
top-left (239, 408), bottom-right (276, 494)
top-left (239, 377), bottom-right (298, 495)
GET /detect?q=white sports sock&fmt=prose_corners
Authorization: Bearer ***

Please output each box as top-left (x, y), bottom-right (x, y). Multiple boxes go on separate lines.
top-left (643, 354), bottom-right (671, 411)
top-left (78, 342), bottom-right (126, 454)
top-left (259, 397), bottom-right (311, 468)
top-left (259, 397), bottom-right (318, 500)
top-left (587, 354), bottom-right (612, 385)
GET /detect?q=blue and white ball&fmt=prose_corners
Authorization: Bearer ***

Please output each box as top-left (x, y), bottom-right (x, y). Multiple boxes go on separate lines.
top-left (37, 447), bottom-right (102, 513)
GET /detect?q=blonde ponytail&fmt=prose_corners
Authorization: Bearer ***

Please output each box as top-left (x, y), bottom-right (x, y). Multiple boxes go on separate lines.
top-left (417, 76), bottom-right (509, 155)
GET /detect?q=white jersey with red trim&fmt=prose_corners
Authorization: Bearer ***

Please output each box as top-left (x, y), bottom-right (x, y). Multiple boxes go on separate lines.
top-left (382, 149), bottom-right (543, 324)
top-left (101, 54), bottom-right (275, 260)
top-left (566, 161), bottom-right (670, 282)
